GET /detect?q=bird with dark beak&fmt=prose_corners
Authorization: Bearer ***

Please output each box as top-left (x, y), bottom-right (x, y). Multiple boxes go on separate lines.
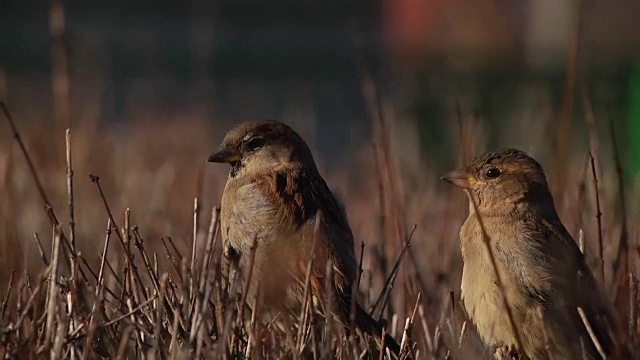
top-left (208, 120), bottom-right (402, 357)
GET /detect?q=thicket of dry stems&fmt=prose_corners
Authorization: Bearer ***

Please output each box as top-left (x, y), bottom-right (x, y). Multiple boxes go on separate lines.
top-left (0, 83), bottom-right (638, 359)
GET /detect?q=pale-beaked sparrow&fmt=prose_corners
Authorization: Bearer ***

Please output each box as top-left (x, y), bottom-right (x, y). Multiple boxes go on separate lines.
top-left (443, 148), bottom-right (625, 360)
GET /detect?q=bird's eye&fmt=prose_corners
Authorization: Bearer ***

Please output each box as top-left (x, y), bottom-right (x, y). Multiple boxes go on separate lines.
top-left (245, 137), bottom-right (265, 151)
top-left (485, 167), bottom-right (501, 179)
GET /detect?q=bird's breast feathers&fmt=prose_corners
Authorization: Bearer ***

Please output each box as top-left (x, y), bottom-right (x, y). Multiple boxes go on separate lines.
top-left (221, 180), bottom-right (281, 251)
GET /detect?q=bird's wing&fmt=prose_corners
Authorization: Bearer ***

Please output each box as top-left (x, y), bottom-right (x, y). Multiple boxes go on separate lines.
top-left (515, 212), bottom-right (617, 356)
top-left (544, 216), bottom-right (617, 350)
top-left (254, 168), bottom-right (356, 295)
top-left (294, 169), bottom-right (358, 307)
top-left (259, 169), bottom-right (400, 356)
top-left (306, 173), bottom-right (402, 355)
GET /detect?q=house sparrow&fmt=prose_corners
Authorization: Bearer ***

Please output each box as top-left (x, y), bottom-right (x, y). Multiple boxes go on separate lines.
top-left (208, 120), bottom-right (400, 355)
top-left (442, 148), bottom-right (623, 360)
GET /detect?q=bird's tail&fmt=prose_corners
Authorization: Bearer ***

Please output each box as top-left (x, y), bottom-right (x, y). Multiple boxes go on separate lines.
top-left (353, 303), bottom-right (402, 357)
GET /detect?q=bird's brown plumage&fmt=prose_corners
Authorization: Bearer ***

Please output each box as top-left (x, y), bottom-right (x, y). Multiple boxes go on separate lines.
top-left (209, 120), bottom-right (400, 355)
top-left (443, 148), bottom-right (624, 360)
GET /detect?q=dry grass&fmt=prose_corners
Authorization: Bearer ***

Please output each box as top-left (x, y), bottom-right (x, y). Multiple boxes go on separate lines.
top-left (0, 78), bottom-right (637, 360)
top-left (1, 2), bottom-right (638, 357)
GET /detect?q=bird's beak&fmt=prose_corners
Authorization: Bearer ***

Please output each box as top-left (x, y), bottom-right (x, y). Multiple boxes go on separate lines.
top-left (441, 169), bottom-right (476, 189)
top-left (207, 146), bottom-right (241, 163)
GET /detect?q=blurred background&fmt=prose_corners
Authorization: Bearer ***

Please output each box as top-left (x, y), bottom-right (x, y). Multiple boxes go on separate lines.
top-left (1, 0), bottom-right (639, 356)
top-left (3, 0), bottom-right (639, 168)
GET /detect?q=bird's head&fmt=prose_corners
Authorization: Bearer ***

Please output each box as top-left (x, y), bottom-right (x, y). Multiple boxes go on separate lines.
top-left (442, 148), bottom-right (553, 215)
top-left (208, 120), bottom-right (316, 178)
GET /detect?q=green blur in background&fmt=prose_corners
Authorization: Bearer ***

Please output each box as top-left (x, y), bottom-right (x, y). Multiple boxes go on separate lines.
top-left (1, 0), bottom-right (639, 181)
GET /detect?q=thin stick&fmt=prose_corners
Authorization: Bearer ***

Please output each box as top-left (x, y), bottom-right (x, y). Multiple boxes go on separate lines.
top-left (588, 153), bottom-right (605, 282)
top-left (65, 129), bottom-right (76, 258)
top-left (45, 227), bottom-right (63, 347)
top-left (123, 208), bottom-right (141, 306)
top-left (84, 220), bottom-right (111, 353)
top-left (296, 256), bottom-right (315, 353)
top-left (89, 174), bottom-right (146, 291)
top-left (13, 280), bottom-right (44, 331)
top-left (0, 103), bottom-right (86, 279)
top-left (1, 103), bottom-right (58, 223)
top-left (356, 52), bottom-right (429, 321)
top-left (189, 207), bottom-right (220, 353)
top-left (0, 270), bottom-right (15, 320)
top-left (115, 326), bottom-right (134, 359)
top-left (323, 260), bottom-right (334, 358)
top-left (418, 304), bottom-right (434, 354)
top-left (165, 235), bottom-right (184, 263)
top-left (370, 225), bottom-right (416, 317)
top-left (191, 197), bottom-right (199, 299)
top-left (132, 227), bottom-right (160, 293)
top-left (577, 306), bottom-right (606, 359)
top-left (189, 222), bottom-right (215, 346)
top-left (168, 307), bottom-right (180, 357)
top-left (467, 193), bottom-right (525, 352)
top-left (152, 273), bottom-right (169, 358)
top-left (400, 292), bottom-right (421, 354)
top-left (199, 207), bottom-right (220, 294)
top-left (34, 232), bottom-right (49, 266)
top-left (105, 259), bottom-right (123, 288)
top-left (64, 128), bottom-right (78, 357)
top-left (160, 237), bottom-right (182, 284)
top-left (245, 295), bottom-right (260, 360)
top-left (356, 240), bottom-right (365, 290)
top-left (576, 152), bottom-right (590, 244)
top-left (102, 295), bottom-right (157, 327)
top-left (51, 316), bottom-right (67, 359)
top-left (583, 93), bottom-right (605, 281)
top-left (197, 208), bottom-right (221, 338)
top-left (295, 210), bottom-right (323, 354)
top-left (378, 326), bottom-right (388, 360)
top-left (237, 238), bottom-right (258, 326)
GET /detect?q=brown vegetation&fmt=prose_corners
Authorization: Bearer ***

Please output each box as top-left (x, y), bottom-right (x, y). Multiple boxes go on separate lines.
top-left (0, 83), bottom-right (637, 359)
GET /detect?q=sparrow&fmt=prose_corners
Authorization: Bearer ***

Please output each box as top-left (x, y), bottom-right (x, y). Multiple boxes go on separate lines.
top-left (208, 120), bottom-right (400, 356)
top-left (442, 148), bottom-right (623, 360)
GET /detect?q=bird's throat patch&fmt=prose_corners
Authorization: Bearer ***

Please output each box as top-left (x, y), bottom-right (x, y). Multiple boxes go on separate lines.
top-left (230, 161), bottom-right (244, 178)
